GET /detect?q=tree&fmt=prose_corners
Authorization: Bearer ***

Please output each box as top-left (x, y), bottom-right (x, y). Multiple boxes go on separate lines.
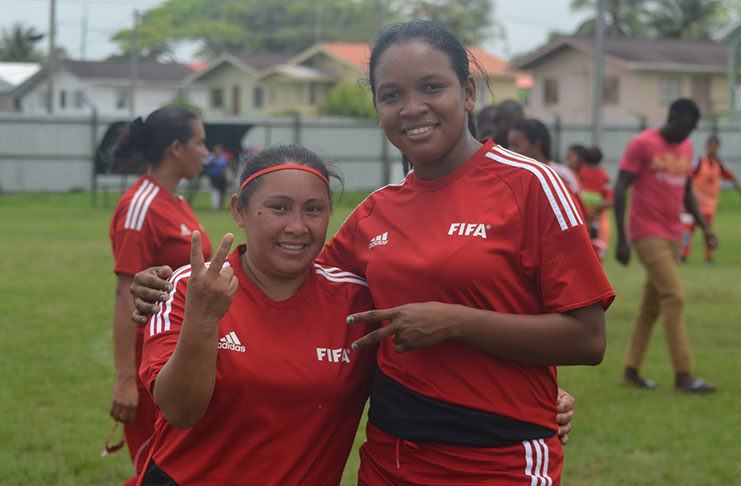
top-left (0, 23), bottom-right (44, 62)
top-left (570, 0), bottom-right (653, 38)
top-left (321, 79), bottom-right (376, 119)
top-left (647, 0), bottom-right (725, 40)
top-left (570, 0), bottom-right (728, 40)
top-left (109, 0), bottom-right (498, 61)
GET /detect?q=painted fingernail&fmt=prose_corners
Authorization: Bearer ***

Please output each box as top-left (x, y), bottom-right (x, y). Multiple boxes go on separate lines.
top-left (164, 284), bottom-right (171, 291)
top-left (159, 294), bottom-right (166, 302)
top-left (352, 343), bottom-right (358, 350)
top-left (347, 316), bottom-right (355, 323)
top-left (151, 306), bottom-right (158, 313)
top-left (140, 317), bottom-right (147, 324)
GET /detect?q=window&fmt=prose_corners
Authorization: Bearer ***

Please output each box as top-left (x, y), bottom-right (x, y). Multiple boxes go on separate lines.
top-left (232, 85), bottom-right (240, 115)
top-left (59, 90), bottom-right (67, 109)
top-left (115, 89), bottom-right (128, 109)
top-left (73, 91), bottom-right (84, 108)
top-left (659, 76), bottom-right (682, 105)
top-left (544, 78), bottom-right (558, 105)
top-left (309, 83), bottom-right (318, 104)
top-left (691, 75), bottom-right (711, 113)
top-left (603, 77), bottom-right (619, 105)
top-left (253, 86), bottom-right (264, 109)
top-left (210, 88), bottom-right (224, 108)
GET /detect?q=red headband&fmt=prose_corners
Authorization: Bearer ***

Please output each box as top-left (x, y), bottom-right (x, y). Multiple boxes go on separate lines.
top-left (239, 164), bottom-right (330, 192)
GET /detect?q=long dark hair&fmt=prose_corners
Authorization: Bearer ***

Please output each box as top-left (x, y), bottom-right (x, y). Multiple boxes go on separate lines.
top-left (512, 118), bottom-right (552, 161)
top-left (113, 106), bottom-right (199, 173)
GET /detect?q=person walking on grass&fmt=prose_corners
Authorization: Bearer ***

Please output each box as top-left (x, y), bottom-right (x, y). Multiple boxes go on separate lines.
top-left (614, 98), bottom-right (717, 393)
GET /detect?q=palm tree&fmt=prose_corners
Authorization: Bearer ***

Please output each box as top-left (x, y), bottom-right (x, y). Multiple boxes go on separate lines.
top-left (0, 23), bottom-right (45, 62)
top-left (648, 0), bottom-right (724, 40)
top-left (570, 0), bottom-right (653, 38)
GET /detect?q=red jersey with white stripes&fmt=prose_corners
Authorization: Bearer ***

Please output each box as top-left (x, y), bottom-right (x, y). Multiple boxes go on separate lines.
top-left (320, 139), bottom-right (614, 434)
top-left (139, 245), bottom-right (376, 486)
top-left (109, 174), bottom-right (212, 277)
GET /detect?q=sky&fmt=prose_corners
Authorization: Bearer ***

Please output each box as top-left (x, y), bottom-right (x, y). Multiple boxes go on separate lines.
top-left (0, 0), bottom-right (593, 62)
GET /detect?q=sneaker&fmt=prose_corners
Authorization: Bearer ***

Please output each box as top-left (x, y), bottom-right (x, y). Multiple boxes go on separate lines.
top-left (675, 376), bottom-right (716, 394)
top-left (705, 258), bottom-right (715, 266)
top-left (620, 369), bottom-right (659, 390)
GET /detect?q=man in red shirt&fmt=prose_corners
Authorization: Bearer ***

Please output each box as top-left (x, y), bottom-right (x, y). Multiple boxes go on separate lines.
top-left (614, 98), bottom-right (716, 393)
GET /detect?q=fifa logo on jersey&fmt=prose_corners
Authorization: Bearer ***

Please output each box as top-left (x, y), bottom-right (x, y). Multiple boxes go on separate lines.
top-left (316, 348), bottom-right (351, 363)
top-left (448, 223), bottom-right (490, 239)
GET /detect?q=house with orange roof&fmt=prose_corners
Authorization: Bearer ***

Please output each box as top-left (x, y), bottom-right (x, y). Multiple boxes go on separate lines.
top-left (188, 42), bottom-right (525, 117)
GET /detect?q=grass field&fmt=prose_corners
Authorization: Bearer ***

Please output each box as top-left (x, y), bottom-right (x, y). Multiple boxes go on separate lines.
top-left (0, 188), bottom-right (739, 485)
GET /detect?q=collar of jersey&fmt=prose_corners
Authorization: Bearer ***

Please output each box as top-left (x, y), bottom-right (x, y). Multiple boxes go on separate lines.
top-left (410, 140), bottom-right (492, 193)
top-left (230, 244), bottom-right (316, 309)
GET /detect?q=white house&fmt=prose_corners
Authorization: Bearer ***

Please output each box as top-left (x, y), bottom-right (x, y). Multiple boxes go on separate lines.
top-left (0, 62), bottom-right (41, 111)
top-left (10, 60), bottom-right (207, 117)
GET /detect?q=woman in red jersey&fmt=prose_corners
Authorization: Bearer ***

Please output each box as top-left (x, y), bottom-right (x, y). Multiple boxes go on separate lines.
top-left (318, 21), bottom-right (613, 485)
top-left (131, 21), bottom-right (602, 486)
top-left (136, 145), bottom-right (377, 486)
top-left (109, 107), bottom-right (212, 485)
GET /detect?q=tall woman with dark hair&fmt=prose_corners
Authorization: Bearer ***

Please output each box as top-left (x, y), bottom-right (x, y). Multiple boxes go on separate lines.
top-left (109, 106), bottom-right (212, 485)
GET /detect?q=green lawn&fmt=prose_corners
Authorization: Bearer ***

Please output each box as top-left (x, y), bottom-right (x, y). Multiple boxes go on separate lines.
top-left (0, 189), bottom-right (739, 485)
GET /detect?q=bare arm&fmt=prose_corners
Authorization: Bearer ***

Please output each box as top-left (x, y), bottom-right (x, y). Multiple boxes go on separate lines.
top-left (613, 170), bottom-right (636, 265)
top-left (348, 301), bottom-right (605, 367)
top-left (111, 274), bottom-right (139, 425)
top-left (153, 232), bottom-right (237, 429)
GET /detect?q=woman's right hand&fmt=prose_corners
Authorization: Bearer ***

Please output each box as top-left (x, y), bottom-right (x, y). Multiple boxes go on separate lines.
top-left (130, 266), bottom-right (174, 325)
top-left (110, 378), bottom-right (138, 425)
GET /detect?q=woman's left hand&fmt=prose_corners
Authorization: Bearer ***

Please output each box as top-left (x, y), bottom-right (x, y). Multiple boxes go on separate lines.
top-left (556, 388), bottom-right (575, 446)
top-left (347, 302), bottom-right (461, 353)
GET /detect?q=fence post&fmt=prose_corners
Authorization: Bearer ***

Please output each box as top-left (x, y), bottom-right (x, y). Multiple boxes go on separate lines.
top-left (553, 115), bottom-right (562, 163)
top-left (381, 128), bottom-right (390, 186)
top-left (90, 107), bottom-right (98, 208)
top-left (293, 114), bottom-right (301, 146)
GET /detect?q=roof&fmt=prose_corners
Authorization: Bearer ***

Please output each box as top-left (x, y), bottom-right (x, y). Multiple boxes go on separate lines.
top-left (320, 42), bottom-right (370, 70)
top-left (513, 37), bottom-right (728, 72)
top-left (232, 53), bottom-right (294, 71)
top-left (0, 62), bottom-right (41, 90)
top-left (56, 60), bottom-right (194, 82)
top-left (467, 47), bottom-right (509, 76)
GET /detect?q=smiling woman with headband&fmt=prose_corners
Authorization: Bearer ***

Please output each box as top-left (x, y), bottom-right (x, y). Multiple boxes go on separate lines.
top-left (135, 144), bottom-right (377, 486)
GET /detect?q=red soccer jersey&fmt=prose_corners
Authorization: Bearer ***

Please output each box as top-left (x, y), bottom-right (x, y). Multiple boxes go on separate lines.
top-left (109, 174), bottom-right (212, 277)
top-left (139, 246), bottom-right (376, 486)
top-left (319, 140), bottom-right (614, 434)
top-left (578, 165), bottom-right (613, 202)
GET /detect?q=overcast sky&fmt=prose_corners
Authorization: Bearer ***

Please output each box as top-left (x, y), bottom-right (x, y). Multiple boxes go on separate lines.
top-left (1, 0), bottom-right (592, 62)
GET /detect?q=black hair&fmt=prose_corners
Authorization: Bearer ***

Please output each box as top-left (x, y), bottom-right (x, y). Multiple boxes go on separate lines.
top-left (237, 144), bottom-right (341, 211)
top-left (585, 146), bottom-right (603, 166)
top-left (511, 118), bottom-right (552, 161)
top-left (369, 20), bottom-right (471, 99)
top-left (668, 98), bottom-right (700, 122)
top-left (706, 134), bottom-right (720, 145)
top-left (113, 106), bottom-right (199, 173)
top-left (568, 144), bottom-right (589, 162)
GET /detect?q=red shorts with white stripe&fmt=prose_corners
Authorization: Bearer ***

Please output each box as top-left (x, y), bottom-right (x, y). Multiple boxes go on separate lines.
top-left (358, 423), bottom-right (562, 486)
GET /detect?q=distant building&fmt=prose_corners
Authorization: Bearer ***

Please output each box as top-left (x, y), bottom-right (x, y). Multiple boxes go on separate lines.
top-left (10, 60), bottom-right (206, 117)
top-left (186, 53), bottom-right (294, 118)
top-left (511, 37), bottom-right (729, 124)
top-left (0, 62), bottom-right (41, 111)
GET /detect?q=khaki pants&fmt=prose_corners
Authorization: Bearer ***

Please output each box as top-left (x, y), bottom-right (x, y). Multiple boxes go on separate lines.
top-left (624, 237), bottom-right (694, 374)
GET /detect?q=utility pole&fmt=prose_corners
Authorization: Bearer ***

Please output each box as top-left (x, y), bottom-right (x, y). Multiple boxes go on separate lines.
top-left (47, 0), bottom-right (57, 114)
top-left (314, 1), bottom-right (323, 44)
top-left (379, 0), bottom-right (386, 29)
top-left (80, 4), bottom-right (88, 60)
top-left (592, 0), bottom-right (606, 146)
top-left (129, 10), bottom-right (139, 117)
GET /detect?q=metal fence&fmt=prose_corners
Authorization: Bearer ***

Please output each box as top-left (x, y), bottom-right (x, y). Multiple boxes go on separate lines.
top-left (1, 113), bottom-right (740, 197)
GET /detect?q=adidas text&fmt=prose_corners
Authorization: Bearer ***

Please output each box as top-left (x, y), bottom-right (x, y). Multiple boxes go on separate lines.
top-left (448, 223), bottom-right (490, 239)
top-left (219, 331), bottom-right (246, 353)
top-left (369, 232), bottom-right (389, 249)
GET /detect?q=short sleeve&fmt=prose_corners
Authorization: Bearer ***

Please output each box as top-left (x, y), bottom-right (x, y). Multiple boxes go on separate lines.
top-left (521, 175), bottom-right (615, 313)
top-left (139, 268), bottom-right (189, 395)
top-left (619, 136), bottom-right (645, 175)
top-left (317, 206), bottom-right (364, 276)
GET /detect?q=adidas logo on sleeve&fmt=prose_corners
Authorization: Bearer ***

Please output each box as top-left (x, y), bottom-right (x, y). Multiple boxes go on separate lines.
top-left (218, 331), bottom-right (245, 353)
top-left (369, 232), bottom-right (389, 249)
